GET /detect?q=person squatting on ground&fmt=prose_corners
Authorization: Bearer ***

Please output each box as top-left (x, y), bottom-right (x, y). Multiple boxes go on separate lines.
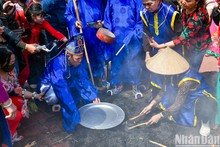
top-left (103, 0), bottom-right (145, 99)
top-left (0, 47), bottom-right (44, 143)
top-left (137, 48), bottom-right (217, 137)
top-left (140, 0), bottom-right (183, 98)
top-left (64, 0), bottom-right (105, 88)
top-left (39, 34), bottom-right (100, 133)
top-left (149, 0), bottom-right (212, 73)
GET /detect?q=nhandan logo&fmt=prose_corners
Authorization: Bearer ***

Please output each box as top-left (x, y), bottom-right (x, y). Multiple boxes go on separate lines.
top-left (175, 134), bottom-right (220, 146)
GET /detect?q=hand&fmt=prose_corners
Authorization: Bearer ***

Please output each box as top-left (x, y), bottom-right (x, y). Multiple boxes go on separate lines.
top-left (75, 20), bottom-right (82, 29)
top-left (61, 37), bottom-right (68, 43)
top-left (145, 51), bottom-right (151, 62)
top-left (4, 100), bottom-right (17, 120)
top-left (93, 98), bottom-right (100, 103)
top-left (35, 92), bottom-right (45, 101)
top-left (0, 26), bottom-right (5, 35)
top-left (146, 113), bottom-right (162, 125)
top-left (140, 104), bottom-right (153, 115)
top-left (149, 38), bottom-right (160, 48)
top-left (94, 20), bottom-right (103, 29)
top-left (25, 43), bottom-right (40, 54)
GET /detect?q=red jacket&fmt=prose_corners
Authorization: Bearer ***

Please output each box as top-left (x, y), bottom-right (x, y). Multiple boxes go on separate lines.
top-left (25, 20), bottom-right (65, 44)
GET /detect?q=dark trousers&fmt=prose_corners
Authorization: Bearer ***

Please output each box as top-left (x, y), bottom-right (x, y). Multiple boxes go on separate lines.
top-left (196, 95), bottom-right (217, 123)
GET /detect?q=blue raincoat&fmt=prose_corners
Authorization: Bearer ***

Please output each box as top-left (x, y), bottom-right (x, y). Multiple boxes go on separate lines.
top-left (64, 0), bottom-right (105, 78)
top-left (103, 0), bottom-right (144, 86)
top-left (39, 50), bottom-right (98, 132)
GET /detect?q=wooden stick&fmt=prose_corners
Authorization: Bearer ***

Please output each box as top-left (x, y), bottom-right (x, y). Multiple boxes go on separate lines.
top-left (116, 44), bottom-right (125, 56)
top-left (128, 121), bottom-right (149, 130)
top-left (129, 113), bottom-right (144, 121)
top-left (72, 0), bottom-right (94, 84)
top-left (149, 140), bottom-right (167, 147)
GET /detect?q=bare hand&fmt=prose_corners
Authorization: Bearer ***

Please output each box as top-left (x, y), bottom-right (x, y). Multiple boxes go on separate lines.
top-left (35, 92), bottom-right (45, 101)
top-left (25, 43), bottom-right (40, 54)
top-left (149, 38), bottom-right (160, 48)
top-left (5, 103), bottom-right (17, 120)
top-left (146, 113), bottom-right (162, 125)
top-left (61, 37), bottom-right (68, 43)
top-left (93, 98), bottom-right (100, 103)
top-left (140, 104), bottom-right (152, 115)
top-left (75, 20), bottom-right (82, 29)
top-left (145, 52), bottom-right (151, 62)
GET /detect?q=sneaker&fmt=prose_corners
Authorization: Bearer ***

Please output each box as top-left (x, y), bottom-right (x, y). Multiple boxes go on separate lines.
top-left (107, 86), bottom-right (123, 96)
top-left (138, 84), bottom-right (150, 93)
top-left (29, 84), bottom-right (37, 89)
top-left (200, 121), bottom-right (210, 136)
top-left (52, 104), bottom-right (61, 112)
top-left (12, 132), bottom-right (23, 144)
top-left (102, 81), bottom-right (110, 89)
top-left (133, 89), bottom-right (143, 99)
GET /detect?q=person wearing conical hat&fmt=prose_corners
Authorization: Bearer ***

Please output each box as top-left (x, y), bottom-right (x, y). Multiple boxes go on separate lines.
top-left (137, 48), bottom-right (217, 137)
top-left (149, 0), bottom-right (211, 73)
top-left (39, 34), bottom-right (100, 133)
top-left (140, 0), bottom-right (183, 98)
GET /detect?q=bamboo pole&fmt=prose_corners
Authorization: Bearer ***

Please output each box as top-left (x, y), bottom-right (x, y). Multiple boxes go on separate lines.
top-left (72, 0), bottom-right (94, 84)
top-left (129, 113), bottom-right (144, 121)
top-left (128, 121), bottom-right (149, 130)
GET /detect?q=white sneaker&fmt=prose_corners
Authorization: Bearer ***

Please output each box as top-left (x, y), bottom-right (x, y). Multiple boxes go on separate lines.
top-left (200, 121), bottom-right (210, 136)
top-left (29, 84), bottom-right (37, 89)
top-left (52, 104), bottom-right (61, 112)
top-left (12, 132), bottom-right (23, 144)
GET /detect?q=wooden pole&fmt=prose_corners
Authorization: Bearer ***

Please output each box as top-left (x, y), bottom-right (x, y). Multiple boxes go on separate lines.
top-left (129, 113), bottom-right (144, 121)
top-left (128, 121), bottom-right (149, 130)
top-left (72, 0), bottom-right (94, 84)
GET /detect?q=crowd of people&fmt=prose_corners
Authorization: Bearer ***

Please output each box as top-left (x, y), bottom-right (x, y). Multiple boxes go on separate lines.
top-left (0, 0), bottom-right (219, 146)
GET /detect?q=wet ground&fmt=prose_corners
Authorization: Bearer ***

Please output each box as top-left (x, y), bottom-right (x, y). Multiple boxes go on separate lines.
top-left (14, 56), bottom-right (220, 147)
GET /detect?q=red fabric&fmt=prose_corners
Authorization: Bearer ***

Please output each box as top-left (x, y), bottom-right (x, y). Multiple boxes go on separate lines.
top-left (18, 52), bottom-right (30, 86)
top-left (15, 9), bottom-right (29, 29)
top-left (11, 96), bottom-right (26, 111)
top-left (18, 20), bottom-right (66, 85)
top-left (3, 96), bottom-right (25, 136)
top-left (3, 110), bottom-right (22, 137)
top-left (26, 20), bottom-right (65, 44)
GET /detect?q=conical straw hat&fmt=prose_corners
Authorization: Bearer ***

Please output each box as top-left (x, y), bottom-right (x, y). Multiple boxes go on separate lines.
top-left (146, 47), bottom-right (190, 75)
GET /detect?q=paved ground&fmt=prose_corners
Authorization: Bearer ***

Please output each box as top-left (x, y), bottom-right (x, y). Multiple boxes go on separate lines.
top-left (13, 56), bottom-right (220, 147)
